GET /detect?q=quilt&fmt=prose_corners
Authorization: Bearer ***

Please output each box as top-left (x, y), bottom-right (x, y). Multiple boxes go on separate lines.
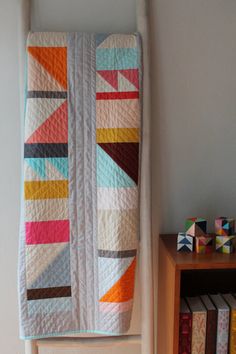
top-left (18, 32), bottom-right (141, 339)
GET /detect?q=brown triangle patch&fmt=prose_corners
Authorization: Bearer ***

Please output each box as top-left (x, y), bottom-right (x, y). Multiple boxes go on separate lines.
top-left (98, 143), bottom-right (139, 184)
top-left (195, 224), bottom-right (205, 235)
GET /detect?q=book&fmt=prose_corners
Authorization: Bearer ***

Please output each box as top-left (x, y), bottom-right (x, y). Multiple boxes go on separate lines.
top-left (200, 295), bottom-right (217, 354)
top-left (223, 294), bottom-right (236, 354)
top-left (210, 294), bottom-right (230, 354)
top-left (179, 298), bottom-right (192, 354)
top-left (186, 297), bottom-right (207, 354)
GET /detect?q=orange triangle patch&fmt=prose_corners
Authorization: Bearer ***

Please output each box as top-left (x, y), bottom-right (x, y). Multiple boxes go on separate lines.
top-left (28, 47), bottom-right (67, 90)
top-left (99, 257), bottom-right (136, 303)
top-left (26, 101), bottom-right (68, 144)
top-left (28, 54), bottom-right (64, 91)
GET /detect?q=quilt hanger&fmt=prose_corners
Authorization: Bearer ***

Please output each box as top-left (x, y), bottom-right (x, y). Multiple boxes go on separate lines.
top-left (18, 1), bottom-right (152, 354)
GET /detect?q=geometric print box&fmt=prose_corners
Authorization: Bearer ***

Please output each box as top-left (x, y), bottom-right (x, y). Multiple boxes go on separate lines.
top-left (19, 32), bottom-right (141, 339)
top-left (195, 235), bottom-right (213, 254)
top-left (177, 233), bottom-right (194, 252)
top-left (216, 236), bottom-right (236, 254)
top-left (215, 216), bottom-right (235, 236)
top-left (185, 217), bottom-right (207, 237)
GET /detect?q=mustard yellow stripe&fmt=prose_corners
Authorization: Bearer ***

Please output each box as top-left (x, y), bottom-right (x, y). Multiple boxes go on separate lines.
top-left (96, 128), bottom-right (139, 143)
top-left (24, 180), bottom-right (68, 200)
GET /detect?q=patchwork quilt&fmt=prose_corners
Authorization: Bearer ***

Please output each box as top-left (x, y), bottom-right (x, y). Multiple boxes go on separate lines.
top-left (19, 32), bottom-right (141, 339)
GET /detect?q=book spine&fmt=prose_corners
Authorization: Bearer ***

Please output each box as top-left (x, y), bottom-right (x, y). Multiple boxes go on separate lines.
top-left (205, 309), bottom-right (217, 354)
top-left (230, 309), bottom-right (236, 354)
top-left (216, 309), bottom-right (229, 354)
top-left (179, 313), bottom-right (192, 354)
top-left (191, 312), bottom-right (207, 354)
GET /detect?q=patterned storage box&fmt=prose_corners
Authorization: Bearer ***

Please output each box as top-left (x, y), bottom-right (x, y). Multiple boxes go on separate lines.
top-left (185, 217), bottom-right (207, 237)
top-left (177, 232), bottom-right (194, 252)
top-left (195, 235), bottom-right (213, 254)
top-left (215, 217), bottom-right (235, 236)
top-left (215, 235), bottom-right (236, 254)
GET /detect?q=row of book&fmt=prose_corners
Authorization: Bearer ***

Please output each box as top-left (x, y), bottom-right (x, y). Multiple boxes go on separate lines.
top-left (179, 293), bottom-right (236, 354)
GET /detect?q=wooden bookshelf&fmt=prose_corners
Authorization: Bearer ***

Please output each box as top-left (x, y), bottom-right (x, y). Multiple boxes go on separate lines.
top-left (157, 234), bottom-right (236, 354)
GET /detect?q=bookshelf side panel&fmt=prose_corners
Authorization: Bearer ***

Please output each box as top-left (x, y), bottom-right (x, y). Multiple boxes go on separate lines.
top-left (157, 239), bottom-right (178, 354)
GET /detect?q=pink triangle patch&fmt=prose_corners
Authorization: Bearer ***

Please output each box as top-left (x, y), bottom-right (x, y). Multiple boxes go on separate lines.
top-left (97, 70), bottom-right (118, 91)
top-left (26, 101), bottom-right (68, 144)
top-left (119, 69), bottom-right (139, 90)
top-left (187, 224), bottom-right (195, 236)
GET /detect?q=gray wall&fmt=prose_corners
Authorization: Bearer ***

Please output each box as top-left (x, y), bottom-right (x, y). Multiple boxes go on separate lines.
top-left (31, 0), bottom-right (136, 32)
top-left (151, 0), bottom-right (236, 234)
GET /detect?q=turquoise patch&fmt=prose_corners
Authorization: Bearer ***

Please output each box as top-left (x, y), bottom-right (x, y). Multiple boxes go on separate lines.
top-left (97, 145), bottom-right (135, 188)
top-left (47, 158), bottom-right (68, 178)
top-left (25, 158), bottom-right (46, 179)
top-left (96, 48), bottom-right (138, 70)
top-left (25, 157), bottom-right (68, 179)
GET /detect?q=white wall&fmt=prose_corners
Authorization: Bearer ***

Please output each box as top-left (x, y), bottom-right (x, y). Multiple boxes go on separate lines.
top-left (151, 0), bottom-right (236, 234)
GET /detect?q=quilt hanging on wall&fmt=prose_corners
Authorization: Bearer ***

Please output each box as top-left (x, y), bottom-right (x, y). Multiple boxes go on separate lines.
top-left (18, 32), bottom-right (142, 339)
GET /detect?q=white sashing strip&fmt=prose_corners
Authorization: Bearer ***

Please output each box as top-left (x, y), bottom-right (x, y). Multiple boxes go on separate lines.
top-left (24, 199), bottom-right (68, 222)
top-left (27, 32), bottom-right (67, 47)
top-left (98, 187), bottom-right (138, 210)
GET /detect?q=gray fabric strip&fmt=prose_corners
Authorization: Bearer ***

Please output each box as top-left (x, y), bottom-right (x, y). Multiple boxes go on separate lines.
top-left (67, 32), bottom-right (80, 329)
top-left (80, 33), bottom-right (98, 330)
top-left (27, 91), bottom-right (67, 98)
top-left (90, 33), bottom-right (99, 330)
top-left (98, 249), bottom-right (137, 258)
top-left (68, 33), bottom-right (98, 331)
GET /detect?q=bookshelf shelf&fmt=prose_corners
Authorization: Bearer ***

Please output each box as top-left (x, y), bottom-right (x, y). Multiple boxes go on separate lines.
top-left (157, 234), bottom-right (236, 354)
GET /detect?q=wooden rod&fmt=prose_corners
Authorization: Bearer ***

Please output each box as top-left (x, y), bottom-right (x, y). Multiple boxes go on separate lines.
top-left (18, 1), bottom-right (36, 354)
top-left (18, 0), bottom-right (31, 121)
top-left (136, 1), bottom-right (154, 354)
top-left (25, 340), bottom-right (38, 354)
top-left (18, 2), bottom-right (152, 353)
